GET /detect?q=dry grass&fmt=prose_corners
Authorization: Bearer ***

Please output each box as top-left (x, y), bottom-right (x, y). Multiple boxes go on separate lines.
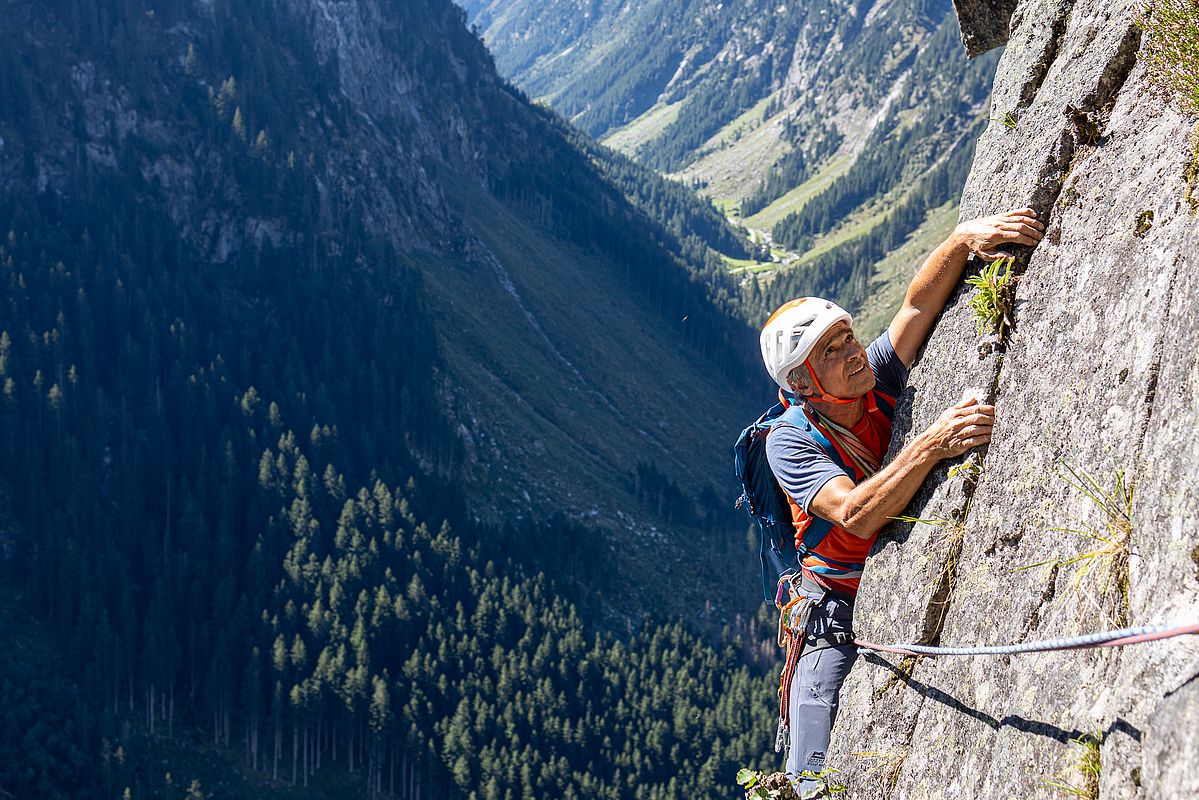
top-left (890, 513), bottom-right (968, 603)
top-left (1016, 463), bottom-right (1133, 626)
top-left (851, 749), bottom-right (908, 797)
top-left (1043, 733), bottom-right (1102, 799)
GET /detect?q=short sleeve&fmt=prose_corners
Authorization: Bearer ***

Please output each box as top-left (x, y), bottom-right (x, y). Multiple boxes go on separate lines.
top-left (867, 330), bottom-right (909, 398)
top-left (765, 423), bottom-right (849, 515)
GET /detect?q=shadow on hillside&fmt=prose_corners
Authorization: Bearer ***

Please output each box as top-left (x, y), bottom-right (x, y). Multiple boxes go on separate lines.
top-left (862, 652), bottom-right (1143, 744)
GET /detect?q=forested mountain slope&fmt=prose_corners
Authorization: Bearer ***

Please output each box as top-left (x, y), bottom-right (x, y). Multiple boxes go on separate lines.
top-left (464, 0), bottom-right (1001, 336)
top-left (0, 0), bottom-right (781, 796)
top-left (0, 0), bottom-right (766, 609)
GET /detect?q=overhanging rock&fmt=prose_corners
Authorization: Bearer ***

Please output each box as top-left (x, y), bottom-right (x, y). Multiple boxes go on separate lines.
top-left (952, 0), bottom-right (1020, 57)
top-left (827, 0), bottom-right (1199, 797)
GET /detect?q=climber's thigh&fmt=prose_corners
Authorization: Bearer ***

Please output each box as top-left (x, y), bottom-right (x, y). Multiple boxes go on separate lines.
top-left (787, 643), bottom-right (858, 776)
top-left (797, 643), bottom-right (857, 719)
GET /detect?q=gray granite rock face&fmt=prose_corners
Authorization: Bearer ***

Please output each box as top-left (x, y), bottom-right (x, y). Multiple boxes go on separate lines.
top-left (824, 1), bottom-right (1199, 797)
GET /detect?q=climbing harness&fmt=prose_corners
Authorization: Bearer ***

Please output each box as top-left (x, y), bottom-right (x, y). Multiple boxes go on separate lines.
top-left (774, 573), bottom-right (815, 757)
top-left (855, 621), bottom-right (1199, 658)
top-left (773, 571), bottom-right (856, 759)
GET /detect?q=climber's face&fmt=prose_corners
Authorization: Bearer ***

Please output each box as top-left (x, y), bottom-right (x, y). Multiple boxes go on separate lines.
top-left (803, 322), bottom-right (875, 400)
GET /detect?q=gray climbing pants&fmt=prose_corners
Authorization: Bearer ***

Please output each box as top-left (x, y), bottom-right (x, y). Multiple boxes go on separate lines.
top-left (785, 589), bottom-right (857, 794)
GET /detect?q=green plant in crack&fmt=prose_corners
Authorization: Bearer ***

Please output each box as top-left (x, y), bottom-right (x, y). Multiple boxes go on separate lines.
top-left (1042, 732), bottom-right (1102, 799)
top-left (799, 769), bottom-right (848, 799)
top-left (948, 455), bottom-right (984, 484)
top-left (965, 257), bottom-right (1016, 339)
top-left (1138, 0), bottom-right (1199, 115)
top-left (1016, 463), bottom-right (1133, 625)
top-left (988, 111), bottom-right (1020, 130)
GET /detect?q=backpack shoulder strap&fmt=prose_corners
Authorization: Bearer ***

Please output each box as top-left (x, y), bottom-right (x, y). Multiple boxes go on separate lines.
top-left (770, 404), bottom-right (846, 557)
top-left (774, 403), bottom-right (852, 475)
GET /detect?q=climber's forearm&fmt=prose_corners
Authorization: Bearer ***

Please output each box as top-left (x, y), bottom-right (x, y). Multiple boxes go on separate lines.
top-left (810, 433), bottom-right (941, 538)
top-left (810, 398), bottom-right (994, 538)
top-left (888, 234), bottom-right (971, 367)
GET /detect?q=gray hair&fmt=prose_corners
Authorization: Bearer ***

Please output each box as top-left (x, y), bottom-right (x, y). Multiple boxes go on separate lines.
top-left (786, 365), bottom-right (810, 392)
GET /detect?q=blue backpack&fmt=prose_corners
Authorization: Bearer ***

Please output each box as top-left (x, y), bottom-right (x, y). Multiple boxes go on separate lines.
top-left (733, 398), bottom-right (848, 604)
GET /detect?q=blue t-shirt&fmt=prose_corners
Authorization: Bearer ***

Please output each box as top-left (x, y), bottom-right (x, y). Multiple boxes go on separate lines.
top-left (765, 331), bottom-right (909, 514)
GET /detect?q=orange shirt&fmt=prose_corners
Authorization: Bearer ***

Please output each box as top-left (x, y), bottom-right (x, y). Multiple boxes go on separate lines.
top-left (784, 391), bottom-right (894, 596)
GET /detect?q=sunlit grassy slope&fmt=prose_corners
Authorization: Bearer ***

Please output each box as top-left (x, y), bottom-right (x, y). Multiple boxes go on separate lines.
top-left (742, 154), bottom-right (855, 230)
top-left (602, 100), bottom-right (684, 157)
top-left (720, 171), bottom-right (899, 274)
top-left (853, 200), bottom-right (959, 340)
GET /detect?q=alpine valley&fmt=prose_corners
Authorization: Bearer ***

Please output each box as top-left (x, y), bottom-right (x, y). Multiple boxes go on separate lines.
top-left (0, 0), bottom-right (1030, 798)
top-left (463, 0), bottom-right (1002, 337)
top-left (0, 0), bottom-right (785, 796)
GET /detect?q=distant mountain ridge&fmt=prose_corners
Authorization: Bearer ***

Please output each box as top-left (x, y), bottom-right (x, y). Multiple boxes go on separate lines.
top-left (465, 0), bottom-right (1000, 336)
top-left (0, 0), bottom-right (766, 697)
top-left (0, 0), bottom-right (762, 545)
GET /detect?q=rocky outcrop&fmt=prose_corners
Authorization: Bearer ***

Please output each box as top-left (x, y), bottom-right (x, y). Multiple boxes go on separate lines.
top-left (828, 1), bottom-right (1199, 797)
top-left (952, 0), bottom-right (1019, 57)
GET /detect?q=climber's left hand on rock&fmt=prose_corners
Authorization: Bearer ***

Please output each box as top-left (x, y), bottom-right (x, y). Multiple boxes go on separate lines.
top-left (954, 207), bottom-right (1046, 261)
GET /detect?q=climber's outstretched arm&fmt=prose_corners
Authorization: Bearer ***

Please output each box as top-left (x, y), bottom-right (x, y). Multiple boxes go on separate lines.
top-left (888, 207), bottom-right (1045, 368)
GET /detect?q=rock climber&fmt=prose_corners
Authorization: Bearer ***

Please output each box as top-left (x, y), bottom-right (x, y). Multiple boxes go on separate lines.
top-left (758, 208), bottom-right (1044, 794)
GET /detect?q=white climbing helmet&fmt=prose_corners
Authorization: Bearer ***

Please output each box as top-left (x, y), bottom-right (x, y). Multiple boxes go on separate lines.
top-left (760, 297), bottom-right (852, 390)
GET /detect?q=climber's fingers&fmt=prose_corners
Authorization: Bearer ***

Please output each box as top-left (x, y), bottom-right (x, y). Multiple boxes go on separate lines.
top-left (977, 248), bottom-right (1014, 261)
top-left (987, 222), bottom-right (1042, 249)
top-left (1001, 207), bottom-right (1044, 227)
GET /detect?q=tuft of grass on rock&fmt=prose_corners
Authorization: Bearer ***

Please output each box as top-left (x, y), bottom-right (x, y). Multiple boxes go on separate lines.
top-left (1016, 463), bottom-right (1134, 625)
top-left (1043, 733), bottom-right (1102, 799)
top-left (988, 111), bottom-right (1020, 130)
top-left (851, 749), bottom-right (908, 798)
top-left (890, 513), bottom-right (968, 611)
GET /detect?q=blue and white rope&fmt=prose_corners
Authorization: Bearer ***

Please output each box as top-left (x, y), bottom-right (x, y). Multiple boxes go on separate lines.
top-left (856, 622), bottom-right (1199, 657)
